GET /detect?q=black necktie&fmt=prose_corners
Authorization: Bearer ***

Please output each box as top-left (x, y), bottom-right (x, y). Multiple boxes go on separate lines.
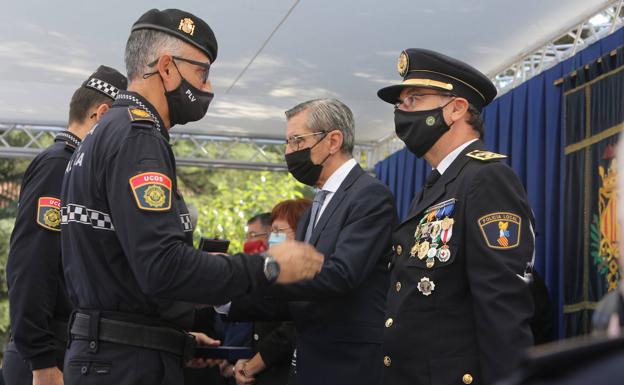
top-left (421, 169), bottom-right (441, 202)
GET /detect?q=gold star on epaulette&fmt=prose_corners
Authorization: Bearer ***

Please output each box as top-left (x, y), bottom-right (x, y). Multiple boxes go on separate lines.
top-left (466, 150), bottom-right (507, 161)
top-left (128, 107), bottom-right (154, 123)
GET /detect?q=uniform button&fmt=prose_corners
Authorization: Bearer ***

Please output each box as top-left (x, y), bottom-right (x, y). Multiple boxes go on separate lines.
top-left (462, 373), bottom-right (473, 384)
top-left (395, 245), bottom-right (403, 255)
top-left (81, 366), bottom-right (88, 375)
top-left (89, 341), bottom-right (96, 349)
top-left (253, 333), bottom-right (259, 341)
top-left (383, 356), bottom-right (391, 367)
top-left (385, 318), bottom-right (393, 328)
top-left (387, 262), bottom-right (393, 270)
top-left (395, 282), bottom-right (402, 292)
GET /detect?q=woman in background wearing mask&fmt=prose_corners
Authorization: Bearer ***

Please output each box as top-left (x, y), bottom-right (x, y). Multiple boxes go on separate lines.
top-left (234, 198), bottom-right (312, 385)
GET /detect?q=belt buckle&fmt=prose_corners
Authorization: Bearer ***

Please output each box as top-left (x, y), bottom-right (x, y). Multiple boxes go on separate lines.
top-left (182, 333), bottom-right (197, 363)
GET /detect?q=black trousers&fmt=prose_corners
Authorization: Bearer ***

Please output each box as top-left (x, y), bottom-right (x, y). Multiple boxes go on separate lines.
top-left (3, 339), bottom-right (65, 385)
top-left (63, 340), bottom-right (183, 385)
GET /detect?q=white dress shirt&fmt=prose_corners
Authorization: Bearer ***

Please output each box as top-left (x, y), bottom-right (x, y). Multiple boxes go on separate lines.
top-left (315, 158), bottom-right (357, 225)
top-left (435, 138), bottom-right (478, 175)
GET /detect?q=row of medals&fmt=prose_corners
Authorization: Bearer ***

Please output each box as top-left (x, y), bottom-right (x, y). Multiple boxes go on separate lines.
top-left (410, 201), bottom-right (455, 269)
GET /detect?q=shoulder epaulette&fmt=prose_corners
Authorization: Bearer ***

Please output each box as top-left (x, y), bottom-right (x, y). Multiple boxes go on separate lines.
top-left (465, 150), bottom-right (507, 162)
top-left (128, 107), bottom-right (155, 126)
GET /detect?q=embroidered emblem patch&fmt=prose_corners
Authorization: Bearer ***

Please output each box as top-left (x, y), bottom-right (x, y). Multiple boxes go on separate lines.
top-left (129, 172), bottom-right (172, 211)
top-left (478, 212), bottom-right (521, 249)
top-left (37, 197), bottom-right (61, 231)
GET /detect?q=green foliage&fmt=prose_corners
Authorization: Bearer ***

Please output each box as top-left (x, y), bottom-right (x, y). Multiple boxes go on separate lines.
top-left (182, 169), bottom-right (312, 253)
top-left (0, 218), bottom-right (15, 351)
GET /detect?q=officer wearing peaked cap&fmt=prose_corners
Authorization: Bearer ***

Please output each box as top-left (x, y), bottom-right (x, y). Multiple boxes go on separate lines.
top-left (3, 66), bottom-right (127, 385)
top-left (60, 9), bottom-right (323, 385)
top-left (378, 48), bottom-right (535, 385)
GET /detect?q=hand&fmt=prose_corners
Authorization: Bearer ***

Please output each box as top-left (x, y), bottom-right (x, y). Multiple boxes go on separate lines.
top-left (219, 361), bottom-right (235, 378)
top-left (234, 359), bottom-right (255, 385)
top-left (32, 366), bottom-right (63, 385)
top-left (185, 332), bottom-right (223, 368)
top-left (269, 241), bottom-right (324, 284)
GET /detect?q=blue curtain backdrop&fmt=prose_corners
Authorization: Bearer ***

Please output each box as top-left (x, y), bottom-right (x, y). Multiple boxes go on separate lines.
top-left (374, 28), bottom-right (624, 339)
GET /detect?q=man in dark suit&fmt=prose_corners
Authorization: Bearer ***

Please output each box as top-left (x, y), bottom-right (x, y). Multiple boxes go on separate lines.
top-left (226, 98), bottom-right (398, 385)
top-left (376, 49), bottom-right (535, 385)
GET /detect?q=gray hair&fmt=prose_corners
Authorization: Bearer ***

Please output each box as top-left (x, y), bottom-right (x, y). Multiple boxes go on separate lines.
top-left (285, 98), bottom-right (355, 154)
top-left (125, 29), bottom-right (185, 81)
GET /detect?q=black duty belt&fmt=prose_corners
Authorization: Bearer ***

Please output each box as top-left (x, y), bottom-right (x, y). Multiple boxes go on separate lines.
top-left (69, 312), bottom-right (196, 363)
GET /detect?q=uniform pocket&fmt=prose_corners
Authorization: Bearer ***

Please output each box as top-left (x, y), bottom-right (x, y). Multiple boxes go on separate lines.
top-left (67, 359), bottom-right (112, 376)
top-left (429, 355), bottom-right (480, 385)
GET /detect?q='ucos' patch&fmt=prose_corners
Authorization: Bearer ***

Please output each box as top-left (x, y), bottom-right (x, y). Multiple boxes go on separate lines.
top-left (129, 172), bottom-right (172, 211)
top-left (478, 212), bottom-right (521, 249)
top-left (37, 197), bottom-right (61, 231)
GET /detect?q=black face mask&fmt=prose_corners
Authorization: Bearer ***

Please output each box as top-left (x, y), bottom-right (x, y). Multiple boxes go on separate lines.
top-left (285, 134), bottom-right (331, 186)
top-left (164, 63), bottom-right (214, 127)
top-left (394, 100), bottom-right (454, 157)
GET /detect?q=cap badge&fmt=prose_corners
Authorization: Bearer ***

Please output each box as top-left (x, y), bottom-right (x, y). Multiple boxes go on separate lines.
top-left (397, 51), bottom-right (409, 77)
top-left (178, 18), bottom-right (195, 36)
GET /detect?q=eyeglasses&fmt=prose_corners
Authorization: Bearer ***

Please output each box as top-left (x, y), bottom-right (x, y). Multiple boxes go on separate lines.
top-left (245, 231), bottom-right (269, 240)
top-left (271, 226), bottom-right (292, 234)
top-left (285, 131), bottom-right (327, 151)
top-left (147, 56), bottom-right (211, 84)
top-left (394, 93), bottom-right (454, 110)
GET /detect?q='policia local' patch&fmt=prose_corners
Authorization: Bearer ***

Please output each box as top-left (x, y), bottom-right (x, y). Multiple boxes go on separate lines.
top-left (129, 172), bottom-right (172, 211)
top-left (478, 212), bottom-right (521, 249)
top-left (37, 197), bottom-right (61, 231)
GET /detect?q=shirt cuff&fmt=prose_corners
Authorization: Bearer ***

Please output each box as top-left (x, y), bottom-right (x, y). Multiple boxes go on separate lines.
top-left (214, 302), bottom-right (232, 315)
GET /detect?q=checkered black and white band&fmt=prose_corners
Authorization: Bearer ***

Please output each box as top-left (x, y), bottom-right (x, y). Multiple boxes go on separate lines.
top-left (116, 93), bottom-right (162, 132)
top-left (180, 213), bottom-right (193, 232)
top-left (86, 78), bottom-right (120, 100)
top-left (61, 204), bottom-right (115, 231)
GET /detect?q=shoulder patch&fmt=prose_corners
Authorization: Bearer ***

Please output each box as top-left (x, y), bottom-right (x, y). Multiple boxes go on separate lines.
top-left (478, 212), bottom-right (521, 249)
top-left (128, 107), bottom-right (154, 123)
top-left (466, 150), bottom-right (507, 161)
top-left (36, 197), bottom-right (61, 231)
top-left (129, 172), bottom-right (172, 211)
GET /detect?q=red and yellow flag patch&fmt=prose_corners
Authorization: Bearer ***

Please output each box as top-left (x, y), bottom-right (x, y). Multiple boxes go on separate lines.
top-left (129, 172), bottom-right (172, 211)
top-left (37, 196), bottom-right (61, 231)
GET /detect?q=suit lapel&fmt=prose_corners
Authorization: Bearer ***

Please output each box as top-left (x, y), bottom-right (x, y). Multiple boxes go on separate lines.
top-left (403, 140), bottom-right (485, 223)
top-left (295, 208), bottom-right (312, 241)
top-left (308, 164), bottom-right (364, 245)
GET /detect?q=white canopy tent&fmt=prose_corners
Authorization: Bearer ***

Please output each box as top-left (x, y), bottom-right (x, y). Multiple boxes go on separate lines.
top-left (0, 0), bottom-right (619, 168)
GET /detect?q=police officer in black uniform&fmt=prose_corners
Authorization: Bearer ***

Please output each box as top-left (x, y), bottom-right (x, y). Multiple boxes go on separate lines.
top-left (377, 49), bottom-right (535, 385)
top-left (4, 66), bottom-right (127, 385)
top-left (60, 9), bottom-right (323, 385)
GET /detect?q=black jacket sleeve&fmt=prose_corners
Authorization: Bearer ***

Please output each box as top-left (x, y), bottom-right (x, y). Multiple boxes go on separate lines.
top-left (464, 162), bottom-right (535, 384)
top-left (256, 322), bottom-right (296, 368)
top-left (228, 289), bottom-right (292, 322)
top-left (105, 130), bottom-right (268, 305)
top-left (6, 156), bottom-right (67, 370)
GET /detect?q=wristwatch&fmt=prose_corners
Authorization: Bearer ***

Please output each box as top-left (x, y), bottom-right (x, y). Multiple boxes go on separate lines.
top-left (261, 252), bottom-right (280, 284)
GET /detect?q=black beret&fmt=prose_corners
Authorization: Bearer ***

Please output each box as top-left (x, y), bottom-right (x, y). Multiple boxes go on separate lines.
top-left (81, 65), bottom-right (127, 100)
top-left (132, 8), bottom-right (218, 63)
top-left (377, 48), bottom-right (497, 111)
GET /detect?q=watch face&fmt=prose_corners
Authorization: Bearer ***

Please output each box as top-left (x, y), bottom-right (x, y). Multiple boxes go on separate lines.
top-left (264, 258), bottom-right (280, 282)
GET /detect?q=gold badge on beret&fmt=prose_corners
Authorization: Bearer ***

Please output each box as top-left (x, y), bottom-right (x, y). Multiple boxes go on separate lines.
top-left (397, 51), bottom-right (409, 77)
top-left (178, 18), bottom-right (196, 36)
